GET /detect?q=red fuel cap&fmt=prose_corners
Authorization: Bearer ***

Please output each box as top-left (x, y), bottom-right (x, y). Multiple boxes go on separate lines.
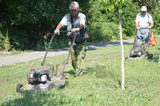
top-left (31, 68), bottom-right (34, 70)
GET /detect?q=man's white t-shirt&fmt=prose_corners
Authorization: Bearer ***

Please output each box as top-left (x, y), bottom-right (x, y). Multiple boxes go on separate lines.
top-left (60, 13), bottom-right (86, 35)
top-left (135, 13), bottom-right (153, 28)
top-left (135, 13), bottom-right (153, 38)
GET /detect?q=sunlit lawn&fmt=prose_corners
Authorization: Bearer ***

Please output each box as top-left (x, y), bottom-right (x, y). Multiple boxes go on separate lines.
top-left (1, 37), bottom-right (160, 105)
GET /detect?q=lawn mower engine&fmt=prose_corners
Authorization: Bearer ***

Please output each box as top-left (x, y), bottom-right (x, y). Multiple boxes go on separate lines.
top-left (16, 64), bottom-right (66, 92)
top-left (27, 67), bottom-right (50, 83)
top-left (130, 45), bottom-right (146, 57)
top-left (129, 36), bottom-right (153, 59)
top-left (16, 66), bottom-right (55, 92)
top-left (130, 36), bottom-right (147, 57)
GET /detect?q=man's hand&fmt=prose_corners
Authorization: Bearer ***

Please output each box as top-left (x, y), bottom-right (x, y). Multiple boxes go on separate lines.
top-left (148, 26), bottom-right (152, 29)
top-left (71, 28), bottom-right (80, 32)
top-left (137, 27), bottom-right (140, 30)
top-left (54, 29), bottom-right (60, 35)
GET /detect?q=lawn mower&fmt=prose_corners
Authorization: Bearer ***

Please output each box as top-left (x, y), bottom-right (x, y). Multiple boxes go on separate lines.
top-left (130, 36), bottom-right (146, 57)
top-left (16, 31), bottom-right (77, 92)
top-left (126, 29), bottom-right (153, 60)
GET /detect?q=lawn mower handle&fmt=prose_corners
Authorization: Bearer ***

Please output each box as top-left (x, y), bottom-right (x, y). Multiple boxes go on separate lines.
top-left (41, 30), bottom-right (72, 66)
top-left (60, 30), bottom-right (71, 33)
top-left (139, 28), bottom-right (151, 29)
top-left (58, 32), bottom-right (77, 75)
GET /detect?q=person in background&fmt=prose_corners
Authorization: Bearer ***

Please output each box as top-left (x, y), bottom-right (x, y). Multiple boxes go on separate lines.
top-left (135, 6), bottom-right (154, 46)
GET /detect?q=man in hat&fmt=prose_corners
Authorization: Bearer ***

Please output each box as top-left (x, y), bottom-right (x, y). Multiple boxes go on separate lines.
top-left (135, 6), bottom-right (154, 46)
top-left (54, 1), bottom-right (87, 77)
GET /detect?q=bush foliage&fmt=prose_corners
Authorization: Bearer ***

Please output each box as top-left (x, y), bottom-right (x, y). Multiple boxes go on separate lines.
top-left (0, 0), bottom-right (159, 51)
top-left (88, 22), bottom-right (124, 42)
top-left (0, 31), bottom-right (5, 50)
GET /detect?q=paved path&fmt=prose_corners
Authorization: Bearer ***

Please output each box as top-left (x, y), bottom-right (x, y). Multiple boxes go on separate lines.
top-left (0, 39), bottom-right (134, 67)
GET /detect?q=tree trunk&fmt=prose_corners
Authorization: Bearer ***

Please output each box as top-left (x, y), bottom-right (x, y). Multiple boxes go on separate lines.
top-left (118, 9), bottom-right (125, 90)
top-left (39, 21), bottom-right (41, 37)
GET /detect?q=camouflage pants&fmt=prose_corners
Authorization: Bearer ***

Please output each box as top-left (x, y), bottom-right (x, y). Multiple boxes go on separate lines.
top-left (69, 38), bottom-right (87, 76)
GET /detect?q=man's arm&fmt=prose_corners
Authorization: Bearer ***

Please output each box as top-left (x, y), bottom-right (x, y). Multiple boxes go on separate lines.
top-left (54, 23), bottom-right (62, 35)
top-left (71, 23), bottom-right (84, 32)
top-left (149, 22), bottom-right (154, 28)
top-left (77, 23), bottom-right (84, 30)
top-left (135, 13), bottom-right (140, 29)
top-left (78, 14), bottom-right (86, 30)
top-left (135, 22), bottom-right (139, 29)
top-left (135, 22), bottom-right (141, 30)
top-left (148, 14), bottom-right (154, 28)
top-left (56, 23), bottom-right (63, 30)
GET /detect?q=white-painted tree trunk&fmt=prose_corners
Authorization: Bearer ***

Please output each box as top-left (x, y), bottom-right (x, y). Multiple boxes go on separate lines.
top-left (118, 10), bottom-right (125, 90)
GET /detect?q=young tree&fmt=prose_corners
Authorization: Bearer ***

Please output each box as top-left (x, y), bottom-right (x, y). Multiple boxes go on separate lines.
top-left (100, 0), bottom-right (125, 89)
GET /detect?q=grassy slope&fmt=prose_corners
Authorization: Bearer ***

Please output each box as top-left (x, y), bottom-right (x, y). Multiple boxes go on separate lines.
top-left (0, 38), bottom-right (160, 106)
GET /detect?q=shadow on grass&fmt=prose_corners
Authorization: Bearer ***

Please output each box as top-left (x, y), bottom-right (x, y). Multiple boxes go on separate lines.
top-left (64, 70), bottom-right (75, 75)
top-left (125, 43), bottom-right (134, 46)
top-left (146, 52), bottom-right (159, 63)
top-left (1, 90), bottom-right (69, 106)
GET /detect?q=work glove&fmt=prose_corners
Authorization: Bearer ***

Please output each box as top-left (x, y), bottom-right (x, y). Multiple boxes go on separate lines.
top-left (71, 28), bottom-right (80, 33)
top-left (137, 27), bottom-right (140, 30)
top-left (54, 29), bottom-right (60, 35)
top-left (148, 26), bottom-right (151, 29)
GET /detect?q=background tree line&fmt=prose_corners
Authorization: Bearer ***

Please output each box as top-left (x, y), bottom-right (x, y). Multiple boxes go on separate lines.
top-left (0, 0), bottom-right (160, 51)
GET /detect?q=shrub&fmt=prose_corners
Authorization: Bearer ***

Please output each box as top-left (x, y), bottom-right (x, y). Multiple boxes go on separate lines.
top-left (50, 36), bottom-right (69, 49)
top-left (0, 31), bottom-right (5, 51)
top-left (152, 6), bottom-right (160, 35)
top-left (121, 0), bottom-right (139, 36)
top-left (88, 22), bottom-right (126, 42)
top-left (36, 33), bottom-right (69, 51)
top-left (8, 28), bottom-right (33, 50)
top-left (87, 0), bottom-right (139, 37)
top-left (4, 29), bottom-right (10, 52)
top-left (37, 37), bottom-right (44, 51)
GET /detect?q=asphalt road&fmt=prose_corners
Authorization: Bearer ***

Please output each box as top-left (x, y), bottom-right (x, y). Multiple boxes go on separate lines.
top-left (0, 39), bottom-right (134, 67)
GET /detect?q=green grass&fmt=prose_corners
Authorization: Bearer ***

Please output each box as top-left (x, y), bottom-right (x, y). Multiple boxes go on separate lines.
top-left (1, 38), bottom-right (160, 106)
